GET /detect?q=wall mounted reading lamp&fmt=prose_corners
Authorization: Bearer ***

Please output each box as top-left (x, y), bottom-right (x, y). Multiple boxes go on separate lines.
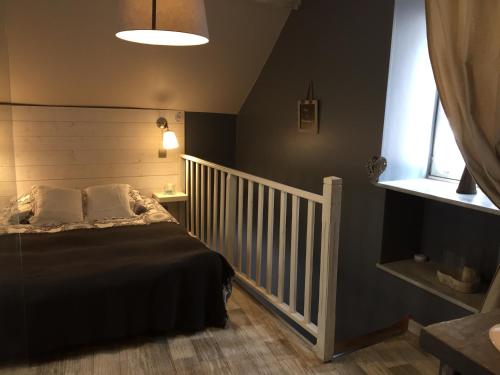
top-left (157, 117), bottom-right (179, 158)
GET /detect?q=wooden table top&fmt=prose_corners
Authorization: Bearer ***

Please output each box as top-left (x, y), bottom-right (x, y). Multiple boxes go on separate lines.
top-left (420, 309), bottom-right (500, 375)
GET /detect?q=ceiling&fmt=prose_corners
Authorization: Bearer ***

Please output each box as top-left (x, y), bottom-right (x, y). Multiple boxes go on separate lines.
top-left (2, 0), bottom-right (290, 114)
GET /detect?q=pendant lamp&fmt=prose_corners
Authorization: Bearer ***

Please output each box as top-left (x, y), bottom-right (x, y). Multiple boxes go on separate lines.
top-left (116, 0), bottom-right (209, 46)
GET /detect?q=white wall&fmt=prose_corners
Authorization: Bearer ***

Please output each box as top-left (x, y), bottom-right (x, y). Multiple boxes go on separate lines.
top-left (0, 1), bottom-right (17, 206)
top-left (9, 106), bottom-right (185, 198)
top-left (0, 106), bottom-right (16, 206)
top-left (0, 1), bottom-right (10, 103)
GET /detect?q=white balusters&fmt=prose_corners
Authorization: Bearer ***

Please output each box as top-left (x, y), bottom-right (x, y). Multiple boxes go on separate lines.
top-left (200, 165), bottom-right (205, 243)
top-left (246, 181), bottom-right (254, 276)
top-left (206, 168), bottom-right (212, 247)
top-left (189, 160), bottom-right (194, 234)
top-left (304, 200), bottom-right (315, 324)
top-left (185, 159), bottom-right (189, 231)
top-left (278, 191), bottom-right (287, 302)
top-left (219, 172), bottom-right (225, 252)
top-left (237, 177), bottom-right (244, 271)
top-left (289, 195), bottom-right (300, 313)
top-left (195, 163), bottom-right (200, 237)
top-left (266, 188), bottom-right (275, 293)
top-left (180, 155), bottom-right (342, 362)
top-left (256, 184), bottom-right (264, 285)
top-left (212, 169), bottom-right (219, 250)
top-left (225, 174), bottom-right (237, 264)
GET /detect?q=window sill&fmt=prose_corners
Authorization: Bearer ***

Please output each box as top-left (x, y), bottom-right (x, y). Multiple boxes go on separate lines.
top-left (375, 178), bottom-right (499, 216)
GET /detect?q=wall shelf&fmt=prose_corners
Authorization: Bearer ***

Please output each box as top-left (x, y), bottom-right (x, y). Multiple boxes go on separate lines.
top-left (152, 191), bottom-right (188, 203)
top-left (377, 259), bottom-right (487, 313)
top-left (376, 178), bottom-right (499, 216)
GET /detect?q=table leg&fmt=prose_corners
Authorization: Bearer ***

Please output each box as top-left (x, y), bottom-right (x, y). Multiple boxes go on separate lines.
top-left (178, 201), bottom-right (186, 228)
top-left (165, 202), bottom-right (186, 228)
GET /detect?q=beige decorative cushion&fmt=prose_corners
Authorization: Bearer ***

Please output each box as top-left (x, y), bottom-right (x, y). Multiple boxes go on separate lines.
top-left (30, 186), bottom-right (84, 226)
top-left (85, 184), bottom-right (135, 222)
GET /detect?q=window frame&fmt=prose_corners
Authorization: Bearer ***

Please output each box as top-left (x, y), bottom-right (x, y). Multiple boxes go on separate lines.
top-left (426, 94), bottom-right (465, 183)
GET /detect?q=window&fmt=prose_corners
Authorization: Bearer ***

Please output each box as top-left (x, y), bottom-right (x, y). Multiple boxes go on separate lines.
top-left (428, 100), bottom-right (465, 181)
top-left (381, 0), bottom-right (469, 184)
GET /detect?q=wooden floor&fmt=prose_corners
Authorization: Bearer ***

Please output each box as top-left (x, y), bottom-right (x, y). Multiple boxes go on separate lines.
top-left (2, 285), bottom-right (438, 374)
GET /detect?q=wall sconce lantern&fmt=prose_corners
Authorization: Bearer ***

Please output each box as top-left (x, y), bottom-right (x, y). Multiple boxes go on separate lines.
top-left (116, 0), bottom-right (209, 46)
top-left (157, 117), bottom-right (179, 158)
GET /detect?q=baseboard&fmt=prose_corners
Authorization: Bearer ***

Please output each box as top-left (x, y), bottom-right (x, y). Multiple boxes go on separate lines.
top-left (407, 318), bottom-right (423, 336)
top-left (333, 315), bottom-right (410, 358)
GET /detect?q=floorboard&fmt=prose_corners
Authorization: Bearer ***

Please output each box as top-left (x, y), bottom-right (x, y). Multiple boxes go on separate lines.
top-left (0, 285), bottom-right (439, 374)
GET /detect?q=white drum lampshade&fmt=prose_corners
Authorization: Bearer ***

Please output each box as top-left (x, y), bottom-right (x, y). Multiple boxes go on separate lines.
top-left (116, 0), bottom-right (209, 46)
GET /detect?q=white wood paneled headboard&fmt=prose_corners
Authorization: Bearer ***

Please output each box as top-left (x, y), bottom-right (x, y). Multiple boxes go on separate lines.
top-left (0, 105), bottom-right (16, 206)
top-left (9, 105), bottom-right (185, 198)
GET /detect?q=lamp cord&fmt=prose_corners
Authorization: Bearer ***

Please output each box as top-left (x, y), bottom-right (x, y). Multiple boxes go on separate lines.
top-left (152, 0), bottom-right (157, 30)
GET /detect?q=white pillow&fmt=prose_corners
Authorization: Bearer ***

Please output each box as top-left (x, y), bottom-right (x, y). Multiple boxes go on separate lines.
top-left (30, 186), bottom-right (84, 226)
top-left (85, 184), bottom-right (135, 222)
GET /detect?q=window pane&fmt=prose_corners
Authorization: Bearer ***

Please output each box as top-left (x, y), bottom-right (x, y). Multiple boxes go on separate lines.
top-left (430, 102), bottom-right (465, 180)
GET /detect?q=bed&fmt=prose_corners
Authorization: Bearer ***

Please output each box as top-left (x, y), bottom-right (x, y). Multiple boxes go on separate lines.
top-left (0, 189), bottom-right (234, 361)
top-left (0, 153), bottom-right (343, 363)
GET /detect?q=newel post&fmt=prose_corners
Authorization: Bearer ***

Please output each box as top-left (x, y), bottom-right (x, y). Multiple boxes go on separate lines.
top-left (224, 173), bottom-right (237, 265)
top-left (316, 176), bottom-right (342, 362)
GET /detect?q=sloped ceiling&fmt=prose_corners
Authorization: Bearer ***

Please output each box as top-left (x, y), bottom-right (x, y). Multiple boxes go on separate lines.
top-left (2, 0), bottom-right (290, 114)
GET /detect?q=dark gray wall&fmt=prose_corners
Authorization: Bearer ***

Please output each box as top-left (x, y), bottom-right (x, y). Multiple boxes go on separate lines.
top-left (235, 0), bottom-right (480, 343)
top-left (186, 0), bottom-right (493, 345)
top-left (185, 112), bottom-right (237, 167)
top-left (236, 0), bottom-right (397, 341)
top-left (420, 199), bottom-right (500, 280)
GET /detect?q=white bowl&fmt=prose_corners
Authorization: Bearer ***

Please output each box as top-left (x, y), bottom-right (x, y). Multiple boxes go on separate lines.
top-left (489, 324), bottom-right (500, 352)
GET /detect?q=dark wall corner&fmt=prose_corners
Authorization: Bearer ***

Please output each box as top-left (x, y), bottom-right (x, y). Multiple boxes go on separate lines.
top-left (185, 112), bottom-right (237, 167)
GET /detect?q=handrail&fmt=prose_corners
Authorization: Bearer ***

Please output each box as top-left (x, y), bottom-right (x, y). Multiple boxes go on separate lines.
top-left (181, 154), bottom-right (331, 204)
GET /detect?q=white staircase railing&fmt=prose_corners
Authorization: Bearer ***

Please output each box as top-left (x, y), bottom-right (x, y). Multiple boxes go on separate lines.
top-left (181, 154), bottom-right (342, 361)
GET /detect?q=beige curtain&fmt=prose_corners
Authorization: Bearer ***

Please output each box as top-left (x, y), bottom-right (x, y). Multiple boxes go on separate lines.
top-left (425, 0), bottom-right (500, 208)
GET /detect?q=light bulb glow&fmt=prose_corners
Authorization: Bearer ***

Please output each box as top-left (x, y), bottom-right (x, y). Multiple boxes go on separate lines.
top-left (116, 30), bottom-right (209, 46)
top-left (163, 130), bottom-right (179, 150)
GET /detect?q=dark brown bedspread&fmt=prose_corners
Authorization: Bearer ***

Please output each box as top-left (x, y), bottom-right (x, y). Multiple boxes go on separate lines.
top-left (0, 222), bottom-right (233, 361)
